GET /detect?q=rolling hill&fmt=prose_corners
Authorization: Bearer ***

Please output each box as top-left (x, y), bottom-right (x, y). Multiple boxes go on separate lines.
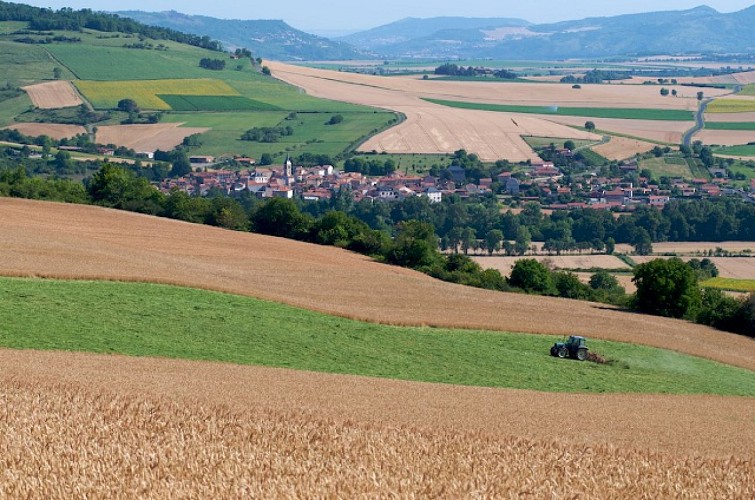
top-left (338, 6), bottom-right (755, 59)
top-left (1, 197), bottom-right (754, 371)
top-left (117, 10), bottom-right (368, 61)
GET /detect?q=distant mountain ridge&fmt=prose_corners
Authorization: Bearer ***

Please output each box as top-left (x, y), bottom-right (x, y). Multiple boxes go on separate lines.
top-left (337, 6), bottom-right (755, 59)
top-left (117, 10), bottom-right (368, 61)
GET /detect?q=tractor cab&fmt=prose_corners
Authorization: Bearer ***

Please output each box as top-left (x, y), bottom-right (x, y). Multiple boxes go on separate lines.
top-left (550, 335), bottom-right (589, 361)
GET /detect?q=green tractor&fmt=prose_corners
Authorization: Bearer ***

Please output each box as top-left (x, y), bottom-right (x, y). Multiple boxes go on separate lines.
top-left (550, 335), bottom-right (589, 361)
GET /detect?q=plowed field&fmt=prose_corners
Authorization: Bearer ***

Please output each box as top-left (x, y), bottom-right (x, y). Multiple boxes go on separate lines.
top-left (0, 351), bottom-right (752, 497)
top-left (1, 198), bottom-right (753, 370)
top-left (21, 80), bottom-right (83, 109)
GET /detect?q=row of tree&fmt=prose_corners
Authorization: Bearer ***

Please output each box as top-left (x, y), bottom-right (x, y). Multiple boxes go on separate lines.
top-left (0, 2), bottom-right (223, 51)
top-left (1, 163), bottom-right (752, 337)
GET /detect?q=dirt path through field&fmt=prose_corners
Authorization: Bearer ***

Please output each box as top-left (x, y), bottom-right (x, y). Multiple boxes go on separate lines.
top-left (1, 199), bottom-right (754, 370)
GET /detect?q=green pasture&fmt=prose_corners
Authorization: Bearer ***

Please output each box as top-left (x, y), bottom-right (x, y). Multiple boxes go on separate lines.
top-left (639, 156), bottom-right (694, 178)
top-left (164, 110), bottom-right (396, 159)
top-left (713, 144), bottom-right (755, 157)
top-left (704, 122), bottom-right (755, 131)
top-left (424, 98), bottom-right (695, 121)
top-left (738, 84), bottom-right (755, 96)
top-left (0, 40), bottom-right (75, 84)
top-left (0, 277), bottom-right (752, 395)
top-left (0, 94), bottom-right (32, 127)
top-left (157, 94), bottom-right (281, 112)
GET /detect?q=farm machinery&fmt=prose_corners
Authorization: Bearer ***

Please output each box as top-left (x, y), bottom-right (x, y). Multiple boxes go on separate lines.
top-left (550, 335), bottom-right (589, 361)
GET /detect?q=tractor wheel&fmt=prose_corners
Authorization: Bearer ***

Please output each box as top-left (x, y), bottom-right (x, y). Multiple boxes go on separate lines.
top-left (576, 349), bottom-right (588, 361)
top-left (550, 346), bottom-right (557, 357)
top-left (557, 347), bottom-right (568, 358)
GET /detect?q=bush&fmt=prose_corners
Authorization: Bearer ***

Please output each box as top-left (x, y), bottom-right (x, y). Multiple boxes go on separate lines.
top-left (509, 259), bottom-right (554, 295)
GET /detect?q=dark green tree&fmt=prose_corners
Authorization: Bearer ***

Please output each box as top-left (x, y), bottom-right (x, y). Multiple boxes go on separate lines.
top-left (117, 98), bottom-right (139, 113)
top-left (584, 121), bottom-right (596, 132)
top-left (633, 258), bottom-right (701, 319)
top-left (509, 258), bottom-right (554, 294)
top-left (387, 220), bottom-right (441, 269)
top-left (485, 229), bottom-right (503, 255)
top-left (250, 198), bottom-right (313, 240)
top-left (87, 164), bottom-right (164, 214)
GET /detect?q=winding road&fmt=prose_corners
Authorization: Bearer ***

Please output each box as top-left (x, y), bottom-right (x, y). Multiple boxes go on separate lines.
top-left (683, 84), bottom-right (744, 146)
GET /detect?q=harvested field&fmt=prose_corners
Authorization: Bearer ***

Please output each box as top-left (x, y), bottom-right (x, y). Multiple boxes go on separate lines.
top-left (593, 136), bottom-right (656, 160)
top-left (632, 256), bottom-right (755, 280)
top-left (705, 111), bottom-right (755, 122)
top-left (536, 114), bottom-right (689, 143)
top-left (95, 123), bottom-right (210, 152)
top-left (472, 255), bottom-right (631, 277)
top-left (1, 122), bottom-right (86, 140)
top-left (697, 129), bottom-right (755, 146)
top-left (21, 80), bottom-right (83, 109)
top-left (615, 241), bottom-right (755, 255)
top-left (3, 199), bottom-right (753, 369)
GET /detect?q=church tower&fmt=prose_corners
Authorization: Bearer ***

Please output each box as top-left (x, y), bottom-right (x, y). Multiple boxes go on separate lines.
top-left (283, 155), bottom-right (293, 186)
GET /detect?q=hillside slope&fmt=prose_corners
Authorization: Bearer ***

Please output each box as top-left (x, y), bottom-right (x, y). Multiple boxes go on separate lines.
top-left (342, 6), bottom-right (755, 59)
top-left (117, 10), bottom-right (367, 60)
top-left (1, 198), bottom-right (753, 370)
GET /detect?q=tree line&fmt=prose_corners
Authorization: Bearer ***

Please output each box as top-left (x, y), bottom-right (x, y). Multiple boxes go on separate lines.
top-left (0, 163), bottom-right (752, 338)
top-left (0, 2), bottom-right (223, 51)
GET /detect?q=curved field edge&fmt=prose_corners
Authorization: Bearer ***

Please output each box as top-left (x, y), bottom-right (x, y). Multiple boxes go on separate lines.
top-left (2, 350), bottom-right (754, 461)
top-left (1, 198), bottom-right (754, 371)
top-left (2, 277), bottom-right (753, 396)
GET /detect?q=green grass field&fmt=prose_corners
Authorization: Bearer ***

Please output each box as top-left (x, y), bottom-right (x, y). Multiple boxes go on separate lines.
top-left (713, 144), bottom-right (755, 157)
top-left (705, 122), bottom-right (755, 131)
top-left (157, 94), bottom-right (281, 112)
top-left (164, 110), bottom-right (396, 159)
top-left (0, 40), bottom-right (76, 84)
top-left (424, 98), bottom-right (695, 121)
top-left (0, 94), bottom-right (32, 127)
top-left (0, 277), bottom-right (753, 395)
top-left (702, 277), bottom-right (755, 292)
top-left (739, 84), bottom-right (755, 96)
top-left (640, 156), bottom-right (694, 178)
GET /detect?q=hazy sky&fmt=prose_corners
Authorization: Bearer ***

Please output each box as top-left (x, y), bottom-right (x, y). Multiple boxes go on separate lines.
top-left (20, 1), bottom-right (755, 32)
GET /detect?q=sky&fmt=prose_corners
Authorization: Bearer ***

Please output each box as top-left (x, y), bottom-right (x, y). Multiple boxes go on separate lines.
top-left (19, 0), bottom-right (755, 33)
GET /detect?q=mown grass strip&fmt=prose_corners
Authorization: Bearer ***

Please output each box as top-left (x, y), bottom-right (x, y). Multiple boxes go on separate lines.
top-left (701, 277), bottom-right (755, 293)
top-left (705, 122), bottom-right (755, 131)
top-left (0, 277), bottom-right (752, 395)
top-left (423, 98), bottom-right (695, 121)
top-left (157, 94), bottom-right (282, 112)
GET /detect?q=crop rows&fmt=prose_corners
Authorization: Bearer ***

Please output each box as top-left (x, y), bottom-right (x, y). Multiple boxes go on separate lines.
top-left (75, 78), bottom-right (240, 110)
top-left (705, 121), bottom-right (755, 130)
top-left (157, 94), bottom-right (281, 112)
top-left (423, 98), bottom-right (696, 121)
top-left (707, 98), bottom-right (755, 113)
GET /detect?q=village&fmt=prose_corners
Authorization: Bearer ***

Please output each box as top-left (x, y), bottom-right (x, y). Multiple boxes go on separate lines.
top-left (158, 153), bottom-right (755, 209)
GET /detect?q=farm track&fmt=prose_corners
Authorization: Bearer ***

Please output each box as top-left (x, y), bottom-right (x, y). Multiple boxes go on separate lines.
top-left (0, 349), bottom-right (753, 498)
top-left (1, 198), bottom-right (754, 371)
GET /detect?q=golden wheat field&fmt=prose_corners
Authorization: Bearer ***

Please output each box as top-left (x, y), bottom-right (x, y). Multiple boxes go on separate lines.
top-left (615, 241), bottom-right (755, 255)
top-left (21, 80), bottom-right (83, 109)
top-left (95, 123), bottom-right (210, 152)
top-left (471, 255), bottom-right (632, 277)
top-left (592, 136), bottom-right (657, 160)
top-left (1, 198), bottom-right (754, 371)
top-left (0, 351), bottom-right (753, 497)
